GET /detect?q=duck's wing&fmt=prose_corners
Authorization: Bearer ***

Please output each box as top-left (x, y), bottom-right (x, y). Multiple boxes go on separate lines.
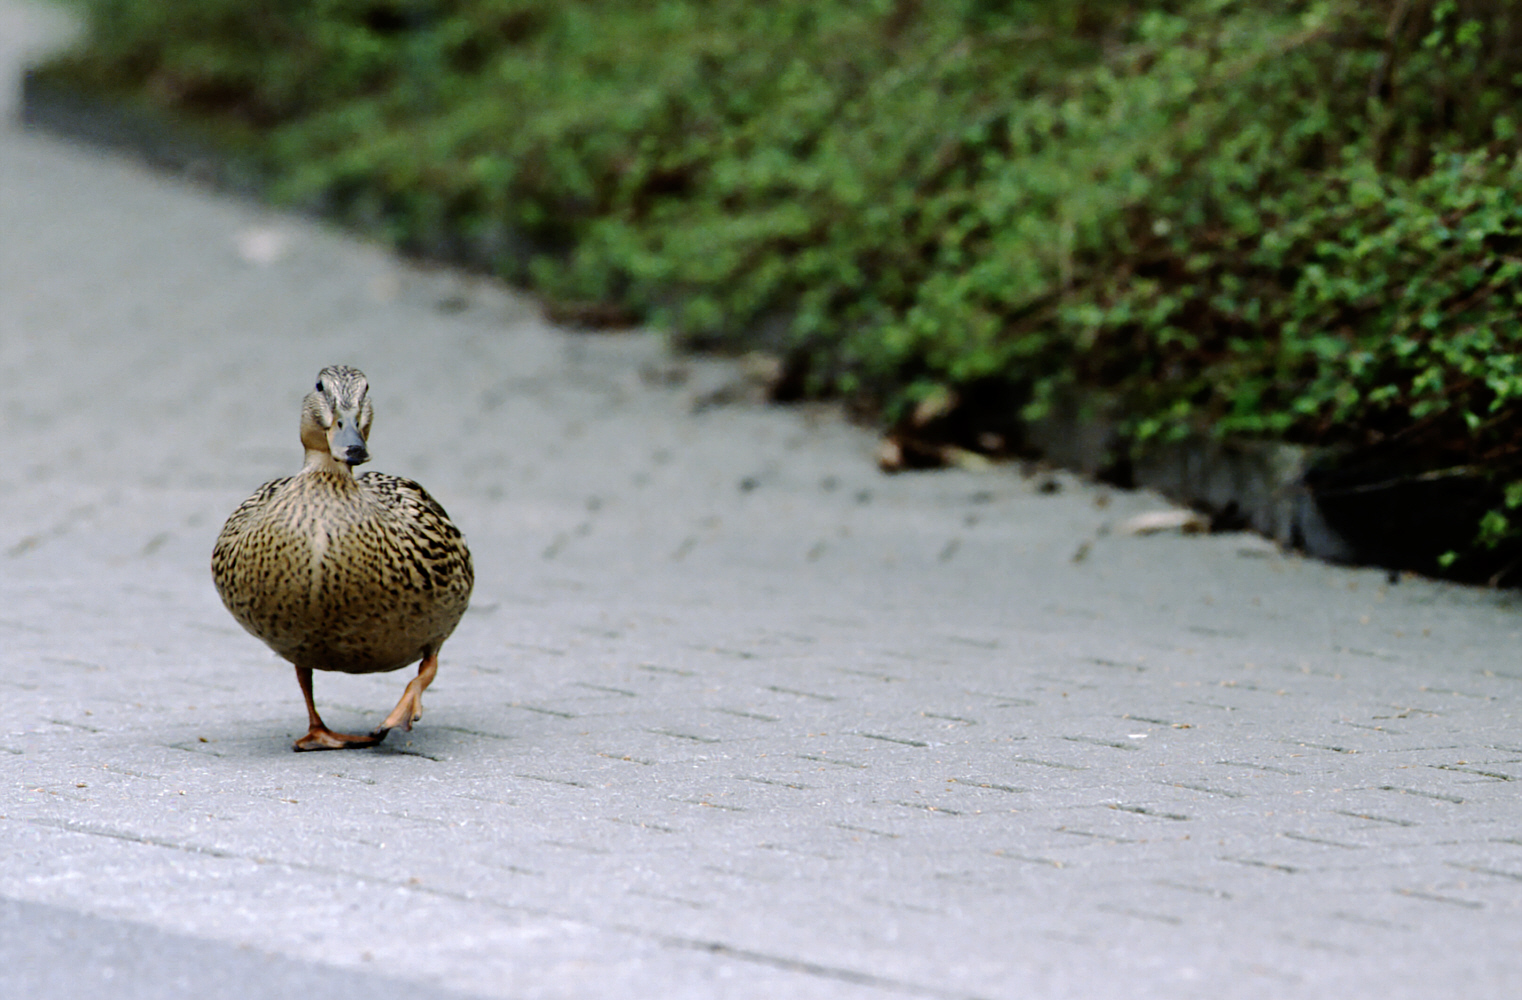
top-left (213, 477), bottom-right (293, 552)
top-left (357, 471), bottom-right (474, 591)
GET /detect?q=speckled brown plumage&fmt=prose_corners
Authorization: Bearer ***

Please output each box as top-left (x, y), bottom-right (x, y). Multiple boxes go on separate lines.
top-left (212, 365), bottom-right (473, 750)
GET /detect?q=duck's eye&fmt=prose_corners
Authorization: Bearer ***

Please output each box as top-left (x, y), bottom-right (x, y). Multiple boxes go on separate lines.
top-left (315, 380), bottom-right (325, 392)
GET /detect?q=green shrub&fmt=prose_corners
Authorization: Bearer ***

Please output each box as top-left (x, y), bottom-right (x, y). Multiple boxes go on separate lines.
top-left (45, 0), bottom-right (1522, 566)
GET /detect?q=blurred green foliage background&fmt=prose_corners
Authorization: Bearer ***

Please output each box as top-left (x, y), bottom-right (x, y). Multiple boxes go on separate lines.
top-left (40, 0), bottom-right (1522, 569)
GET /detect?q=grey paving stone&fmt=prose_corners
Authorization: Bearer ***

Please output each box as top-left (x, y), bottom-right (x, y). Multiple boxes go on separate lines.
top-left (2, 3), bottom-right (1521, 998)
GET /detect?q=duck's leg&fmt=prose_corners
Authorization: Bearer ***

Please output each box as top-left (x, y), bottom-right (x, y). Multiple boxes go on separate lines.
top-left (293, 665), bottom-right (388, 751)
top-left (375, 648), bottom-right (439, 735)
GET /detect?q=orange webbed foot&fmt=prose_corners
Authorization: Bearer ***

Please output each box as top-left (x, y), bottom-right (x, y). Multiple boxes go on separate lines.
top-left (294, 725), bottom-right (389, 752)
top-left (375, 650), bottom-right (439, 736)
top-left (375, 682), bottom-right (424, 735)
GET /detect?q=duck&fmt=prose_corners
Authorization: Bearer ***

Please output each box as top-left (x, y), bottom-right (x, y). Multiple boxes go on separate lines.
top-left (212, 365), bottom-right (473, 751)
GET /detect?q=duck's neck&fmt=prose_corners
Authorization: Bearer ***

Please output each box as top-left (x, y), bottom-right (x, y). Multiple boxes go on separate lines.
top-left (301, 449), bottom-right (358, 478)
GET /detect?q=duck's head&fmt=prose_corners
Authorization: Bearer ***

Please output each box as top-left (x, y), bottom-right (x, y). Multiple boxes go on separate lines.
top-left (300, 365), bottom-right (374, 471)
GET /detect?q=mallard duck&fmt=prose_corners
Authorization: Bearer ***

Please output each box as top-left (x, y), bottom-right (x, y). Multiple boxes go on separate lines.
top-left (212, 365), bottom-right (473, 751)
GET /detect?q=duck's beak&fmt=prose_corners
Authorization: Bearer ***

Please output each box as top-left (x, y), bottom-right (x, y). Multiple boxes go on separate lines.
top-left (330, 409), bottom-right (370, 466)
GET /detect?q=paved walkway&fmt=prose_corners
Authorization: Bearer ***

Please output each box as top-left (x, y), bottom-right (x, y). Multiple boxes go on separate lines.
top-left (3, 4), bottom-right (1520, 997)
